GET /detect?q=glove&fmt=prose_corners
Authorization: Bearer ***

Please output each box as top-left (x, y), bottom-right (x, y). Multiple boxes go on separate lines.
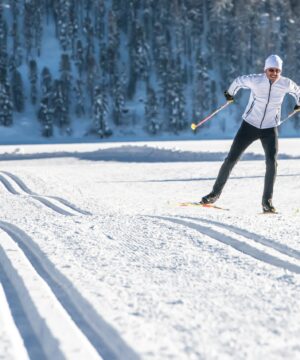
top-left (224, 90), bottom-right (234, 102)
top-left (294, 104), bottom-right (300, 111)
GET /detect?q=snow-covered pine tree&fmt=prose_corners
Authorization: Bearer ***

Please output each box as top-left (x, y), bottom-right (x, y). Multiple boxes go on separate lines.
top-left (93, 86), bottom-right (112, 138)
top-left (0, 83), bottom-right (13, 126)
top-left (0, 6), bottom-right (8, 84)
top-left (127, 21), bottom-right (149, 98)
top-left (29, 59), bottom-right (38, 105)
top-left (83, 14), bottom-right (94, 51)
top-left (52, 79), bottom-right (70, 132)
top-left (11, 69), bottom-right (24, 112)
top-left (11, 1), bottom-right (22, 67)
top-left (23, 0), bottom-right (34, 60)
top-left (84, 0), bottom-right (93, 15)
top-left (69, 1), bottom-right (79, 56)
top-left (193, 51), bottom-right (210, 121)
top-left (73, 79), bottom-right (85, 117)
top-left (142, 0), bottom-right (154, 43)
top-left (41, 67), bottom-right (52, 97)
top-left (34, 0), bottom-right (43, 56)
top-left (59, 53), bottom-right (72, 112)
top-left (38, 96), bottom-right (53, 137)
top-left (112, 72), bottom-right (125, 126)
top-left (75, 40), bottom-right (84, 77)
top-left (153, 19), bottom-right (170, 109)
top-left (103, 8), bottom-right (120, 90)
top-left (145, 85), bottom-right (160, 134)
top-left (57, 1), bottom-right (71, 51)
top-left (86, 46), bottom-right (98, 105)
top-left (95, 0), bottom-right (105, 41)
top-left (108, 9), bottom-right (120, 49)
top-left (167, 59), bottom-right (186, 133)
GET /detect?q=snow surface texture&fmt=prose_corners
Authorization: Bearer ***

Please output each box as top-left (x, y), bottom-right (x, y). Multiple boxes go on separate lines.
top-left (0, 138), bottom-right (299, 360)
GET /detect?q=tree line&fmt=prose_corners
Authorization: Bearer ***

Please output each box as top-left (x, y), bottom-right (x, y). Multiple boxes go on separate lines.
top-left (1, 0), bottom-right (300, 138)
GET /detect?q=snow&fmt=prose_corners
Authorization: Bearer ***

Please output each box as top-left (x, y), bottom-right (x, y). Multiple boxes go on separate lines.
top-left (0, 138), bottom-right (300, 359)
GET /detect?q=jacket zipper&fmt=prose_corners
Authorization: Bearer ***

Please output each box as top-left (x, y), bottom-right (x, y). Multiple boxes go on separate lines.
top-left (260, 81), bottom-right (272, 128)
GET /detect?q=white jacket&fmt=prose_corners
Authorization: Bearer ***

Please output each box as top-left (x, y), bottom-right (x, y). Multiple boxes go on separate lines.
top-left (227, 73), bottom-right (300, 129)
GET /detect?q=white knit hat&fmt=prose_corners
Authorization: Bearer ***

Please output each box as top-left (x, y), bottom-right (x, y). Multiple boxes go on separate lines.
top-left (264, 54), bottom-right (283, 71)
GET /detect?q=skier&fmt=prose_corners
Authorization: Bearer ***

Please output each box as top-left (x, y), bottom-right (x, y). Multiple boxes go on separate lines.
top-left (201, 54), bottom-right (300, 213)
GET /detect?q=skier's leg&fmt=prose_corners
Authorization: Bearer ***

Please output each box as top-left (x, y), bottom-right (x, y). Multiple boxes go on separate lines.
top-left (211, 121), bottom-right (259, 196)
top-left (260, 127), bottom-right (278, 206)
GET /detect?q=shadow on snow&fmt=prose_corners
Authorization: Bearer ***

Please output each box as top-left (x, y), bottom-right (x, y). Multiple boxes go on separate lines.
top-left (1, 145), bottom-right (300, 163)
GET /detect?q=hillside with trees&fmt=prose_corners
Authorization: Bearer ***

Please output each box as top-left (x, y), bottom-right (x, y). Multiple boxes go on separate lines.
top-left (1, 0), bottom-right (300, 139)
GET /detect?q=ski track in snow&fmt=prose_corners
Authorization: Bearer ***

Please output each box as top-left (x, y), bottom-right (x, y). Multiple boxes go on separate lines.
top-left (0, 276), bottom-right (31, 360)
top-left (179, 216), bottom-right (300, 261)
top-left (1, 140), bottom-right (300, 359)
top-left (0, 221), bottom-right (139, 360)
top-left (154, 216), bottom-right (300, 274)
top-left (0, 171), bottom-right (91, 216)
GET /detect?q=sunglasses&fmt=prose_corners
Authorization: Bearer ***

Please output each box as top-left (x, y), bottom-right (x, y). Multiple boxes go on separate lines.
top-left (267, 68), bottom-right (281, 73)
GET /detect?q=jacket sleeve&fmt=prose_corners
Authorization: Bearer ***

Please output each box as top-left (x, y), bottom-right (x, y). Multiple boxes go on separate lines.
top-left (227, 75), bottom-right (254, 96)
top-left (288, 80), bottom-right (300, 105)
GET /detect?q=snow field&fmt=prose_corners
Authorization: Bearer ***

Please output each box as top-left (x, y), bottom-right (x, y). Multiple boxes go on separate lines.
top-left (0, 139), bottom-right (299, 359)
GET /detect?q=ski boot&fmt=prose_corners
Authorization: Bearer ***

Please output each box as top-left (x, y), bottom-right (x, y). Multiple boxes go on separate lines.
top-left (262, 199), bottom-right (277, 213)
top-left (201, 192), bottom-right (220, 205)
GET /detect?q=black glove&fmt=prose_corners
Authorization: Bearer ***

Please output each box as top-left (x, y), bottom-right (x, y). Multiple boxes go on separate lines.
top-left (224, 90), bottom-right (234, 102)
top-left (294, 104), bottom-right (300, 111)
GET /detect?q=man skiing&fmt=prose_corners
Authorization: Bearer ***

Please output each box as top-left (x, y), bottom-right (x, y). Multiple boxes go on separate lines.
top-left (201, 54), bottom-right (300, 213)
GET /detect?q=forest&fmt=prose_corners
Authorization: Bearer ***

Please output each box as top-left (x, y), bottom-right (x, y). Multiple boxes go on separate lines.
top-left (1, 0), bottom-right (300, 138)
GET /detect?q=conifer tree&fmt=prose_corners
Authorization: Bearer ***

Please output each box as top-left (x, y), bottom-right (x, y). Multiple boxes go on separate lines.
top-left (0, 83), bottom-right (13, 126)
top-left (145, 85), bottom-right (160, 134)
top-left (112, 73), bottom-right (125, 126)
top-left (167, 63), bottom-right (186, 133)
top-left (95, 0), bottom-right (105, 40)
top-left (38, 96), bottom-right (53, 137)
top-left (12, 69), bottom-right (24, 112)
top-left (29, 59), bottom-right (38, 105)
top-left (52, 79), bottom-right (69, 131)
top-left (73, 79), bottom-right (85, 117)
top-left (41, 67), bottom-right (52, 97)
top-left (86, 46), bottom-right (97, 104)
top-left (59, 53), bottom-right (72, 111)
top-left (0, 7), bottom-right (8, 84)
top-left (75, 40), bottom-right (84, 77)
top-left (11, 1), bottom-right (22, 67)
top-left (93, 86), bottom-right (112, 137)
top-left (69, 1), bottom-right (79, 55)
top-left (23, 1), bottom-right (34, 59)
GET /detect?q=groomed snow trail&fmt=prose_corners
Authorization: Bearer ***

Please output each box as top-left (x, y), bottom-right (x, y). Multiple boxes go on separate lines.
top-left (0, 140), bottom-right (300, 359)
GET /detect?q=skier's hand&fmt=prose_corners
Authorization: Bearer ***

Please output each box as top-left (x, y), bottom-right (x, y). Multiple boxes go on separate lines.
top-left (294, 104), bottom-right (300, 112)
top-left (224, 91), bottom-right (234, 102)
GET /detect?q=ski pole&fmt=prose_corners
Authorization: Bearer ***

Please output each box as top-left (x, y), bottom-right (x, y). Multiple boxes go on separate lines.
top-left (191, 100), bottom-right (234, 131)
top-left (280, 109), bottom-right (300, 124)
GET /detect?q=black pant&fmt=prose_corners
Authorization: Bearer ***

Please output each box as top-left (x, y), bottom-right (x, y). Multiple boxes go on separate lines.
top-left (212, 121), bottom-right (278, 203)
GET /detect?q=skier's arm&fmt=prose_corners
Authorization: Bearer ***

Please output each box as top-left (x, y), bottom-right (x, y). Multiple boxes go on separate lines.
top-left (288, 80), bottom-right (300, 110)
top-left (226, 75), bottom-right (254, 98)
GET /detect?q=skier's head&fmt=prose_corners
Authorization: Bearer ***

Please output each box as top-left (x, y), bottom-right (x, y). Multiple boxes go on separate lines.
top-left (264, 54), bottom-right (282, 82)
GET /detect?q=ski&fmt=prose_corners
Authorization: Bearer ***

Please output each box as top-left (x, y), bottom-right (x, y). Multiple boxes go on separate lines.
top-left (259, 211), bottom-right (279, 215)
top-left (179, 202), bottom-right (229, 211)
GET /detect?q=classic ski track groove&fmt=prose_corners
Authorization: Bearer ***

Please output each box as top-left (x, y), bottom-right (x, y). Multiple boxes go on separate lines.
top-left (0, 229), bottom-right (101, 360)
top-left (155, 216), bottom-right (300, 274)
top-left (0, 171), bottom-right (91, 216)
top-left (0, 220), bottom-right (140, 360)
top-left (0, 271), bottom-right (33, 360)
top-left (179, 216), bottom-right (300, 261)
top-left (0, 260), bottom-right (53, 360)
